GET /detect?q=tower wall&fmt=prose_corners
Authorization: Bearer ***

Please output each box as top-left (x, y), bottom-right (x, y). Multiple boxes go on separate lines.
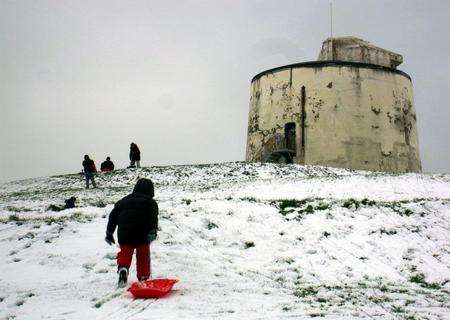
top-left (246, 61), bottom-right (422, 172)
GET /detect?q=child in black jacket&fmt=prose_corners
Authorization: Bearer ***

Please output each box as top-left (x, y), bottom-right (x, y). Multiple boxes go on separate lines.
top-left (105, 178), bottom-right (158, 287)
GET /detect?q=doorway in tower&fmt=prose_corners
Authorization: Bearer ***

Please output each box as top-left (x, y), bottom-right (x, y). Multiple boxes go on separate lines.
top-left (284, 122), bottom-right (296, 163)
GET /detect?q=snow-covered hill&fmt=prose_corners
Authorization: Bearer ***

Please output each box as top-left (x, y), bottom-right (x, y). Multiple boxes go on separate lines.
top-left (0, 162), bottom-right (449, 320)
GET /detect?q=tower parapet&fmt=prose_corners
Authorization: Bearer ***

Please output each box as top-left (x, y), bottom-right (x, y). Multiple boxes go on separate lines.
top-left (318, 37), bottom-right (403, 69)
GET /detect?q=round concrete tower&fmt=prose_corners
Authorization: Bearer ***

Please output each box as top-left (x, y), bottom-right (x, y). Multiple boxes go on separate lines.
top-left (246, 37), bottom-right (421, 172)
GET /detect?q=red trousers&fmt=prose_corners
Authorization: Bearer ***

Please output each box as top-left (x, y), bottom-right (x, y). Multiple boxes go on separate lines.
top-left (117, 244), bottom-right (151, 280)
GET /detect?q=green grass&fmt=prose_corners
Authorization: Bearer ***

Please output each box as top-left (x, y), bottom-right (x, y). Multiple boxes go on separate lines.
top-left (294, 286), bottom-right (318, 298)
top-left (342, 198), bottom-right (360, 209)
top-left (206, 221), bottom-right (218, 230)
top-left (315, 202), bottom-right (330, 210)
top-left (6, 206), bottom-right (32, 212)
top-left (244, 241), bottom-right (255, 249)
top-left (409, 273), bottom-right (441, 289)
top-left (182, 199), bottom-right (192, 205)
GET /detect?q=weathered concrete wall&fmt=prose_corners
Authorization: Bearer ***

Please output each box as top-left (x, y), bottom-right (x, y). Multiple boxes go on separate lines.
top-left (246, 62), bottom-right (422, 172)
top-left (318, 37), bottom-right (403, 69)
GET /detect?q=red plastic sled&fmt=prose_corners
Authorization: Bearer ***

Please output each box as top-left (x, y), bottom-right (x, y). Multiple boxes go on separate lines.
top-left (128, 279), bottom-right (178, 299)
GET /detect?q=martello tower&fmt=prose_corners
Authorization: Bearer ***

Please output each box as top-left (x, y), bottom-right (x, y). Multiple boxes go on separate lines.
top-left (246, 37), bottom-right (421, 172)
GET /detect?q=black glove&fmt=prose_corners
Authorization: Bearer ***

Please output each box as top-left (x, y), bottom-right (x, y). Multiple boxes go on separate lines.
top-left (105, 232), bottom-right (115, 245)
top-left (147, 230), bottom-right (157, 243)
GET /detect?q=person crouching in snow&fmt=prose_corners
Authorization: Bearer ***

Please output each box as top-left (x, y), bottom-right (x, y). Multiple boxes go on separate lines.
top-left (105, 178), bottom-right (158, 287)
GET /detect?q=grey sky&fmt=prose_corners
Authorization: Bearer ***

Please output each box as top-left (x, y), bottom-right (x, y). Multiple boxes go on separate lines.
top-left (1, 0), bottom-right (449, 182)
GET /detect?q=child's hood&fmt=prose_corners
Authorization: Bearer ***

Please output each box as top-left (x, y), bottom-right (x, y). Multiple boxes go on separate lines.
top-left (133, 178), bottom-right (154, 198)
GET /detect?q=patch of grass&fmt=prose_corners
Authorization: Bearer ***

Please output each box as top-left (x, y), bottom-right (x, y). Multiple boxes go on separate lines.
top-left (405, 299), bottom-right (415, 306)
top-left (342, 198), bottom-right (360, 209)
top-left (380, 228), bottom-right (397, 235)
top-left (283, 257), bottom-right (295, 264)
top-left (241, 197), bottom-right (257, 202)
top-left (294, 286), bottom-right (318, 298)
top-left (6, 206), bottom-right (32, 212)
top-left (359, 256), bottom-right (368, 261)
top-left (244, 241), bottom-right (255, 249)
top-left (8, 214), bottom-right (21, 222)
top-left (206, 221), bottom-right (218, 230)
top-left (315, 202), bottom-right (330, 210)
top-left (280, 199), bottom-right (300, 210)
top-left (402, 209), bottom-right (414, 216)
top-left (368, 295), bottom-right (391, 303)
top-left (409, 273), bottom-right (441, 289)
top-left (392, 306), bottom-right (405, 313)
top-left (182, 199), bottom-right (192, 205)
top-left (45, 212), bottom-right (92, 225)
top-left (279, 198), bottom-right (314, 211)
top-left (90, 199), bottom-right (107, 208)
top-left (380, 285), bottom-right (389, 292)
top-left (409, 273), bottom-right (425, 283)
top-left (309, 313), bottom-right (325, 318)
top-left (361, 198), bottom-right (376, 206)
top-left (47, 204), bottom-right (64, 212)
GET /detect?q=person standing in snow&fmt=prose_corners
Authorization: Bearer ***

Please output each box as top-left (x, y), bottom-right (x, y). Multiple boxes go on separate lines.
top-left (105, 178), bottom-right (158, 287)
top-left (100, 156), bottom-right (115, 172)
top-left (128, 143), bottom-right (141, 168)
top-left (82, 155), bottom-right (97, 189)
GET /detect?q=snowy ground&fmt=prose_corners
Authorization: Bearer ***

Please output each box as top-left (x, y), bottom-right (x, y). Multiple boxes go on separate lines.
top-left (0, 162), bottom-right (449, 320)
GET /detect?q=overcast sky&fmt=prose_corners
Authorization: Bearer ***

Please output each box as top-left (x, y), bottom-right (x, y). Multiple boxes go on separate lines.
top-left (1, 0), bottom-right (449, 182)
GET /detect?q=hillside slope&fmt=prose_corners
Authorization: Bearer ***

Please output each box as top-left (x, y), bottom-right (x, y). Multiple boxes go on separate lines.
top-left (0, 162), bottom-right (449, 319)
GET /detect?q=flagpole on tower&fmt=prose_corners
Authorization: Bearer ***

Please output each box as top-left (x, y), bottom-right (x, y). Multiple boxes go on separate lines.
top-left (330, 2), bottom-right (334, 60)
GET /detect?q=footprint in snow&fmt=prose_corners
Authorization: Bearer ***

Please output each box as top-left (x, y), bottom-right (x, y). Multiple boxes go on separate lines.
top-left (82, 262), bottom-right (96, 271)
top-left (95, 268), bottom-right (108, 274)
top-left (104, 252), bottom-right (116, 260)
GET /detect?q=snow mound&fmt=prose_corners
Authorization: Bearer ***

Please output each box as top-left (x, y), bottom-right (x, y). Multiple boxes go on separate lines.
top-left (0, 162), bottom-right (449, 319)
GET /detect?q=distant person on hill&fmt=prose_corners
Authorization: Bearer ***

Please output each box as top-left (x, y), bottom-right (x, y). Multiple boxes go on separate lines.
top-left (101, 156), bottom-right (115, 172)
top-left (105, 178), bottom-right (158, 287)
top-left (82, 155), bottom-right (97, 189)
top-left (128, 143), bottom-right (141, 168)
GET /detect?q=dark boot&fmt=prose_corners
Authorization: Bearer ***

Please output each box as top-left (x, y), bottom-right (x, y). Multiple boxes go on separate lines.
top-left (118, 267), bottom-right (128, 288)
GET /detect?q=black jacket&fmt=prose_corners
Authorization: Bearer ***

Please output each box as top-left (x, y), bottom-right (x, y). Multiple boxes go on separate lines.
top-left (106, 179), bottom-right (158, 245)
top-left (130, 144), bottom-right (141, 161)
top-left (101, 160), bottom-right (114, 171)
top-left (82, 159), bottom-right (96, 173)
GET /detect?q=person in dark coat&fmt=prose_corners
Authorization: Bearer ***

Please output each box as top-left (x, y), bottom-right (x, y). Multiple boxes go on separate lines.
top-left (128, 143), bottom-right (141, 168)
top-left (82, 155), bottom-right (97, 189)
top-left (100, 156), bottom-right (115, 172)
top-left (64, 196), bottom-right (76, 209)
top-left (105, 178), bottom-right (158, 286)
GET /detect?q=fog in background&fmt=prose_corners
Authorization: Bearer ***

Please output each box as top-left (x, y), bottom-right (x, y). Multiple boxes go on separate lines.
top-left (1, 0), bottom-right (449, 183)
